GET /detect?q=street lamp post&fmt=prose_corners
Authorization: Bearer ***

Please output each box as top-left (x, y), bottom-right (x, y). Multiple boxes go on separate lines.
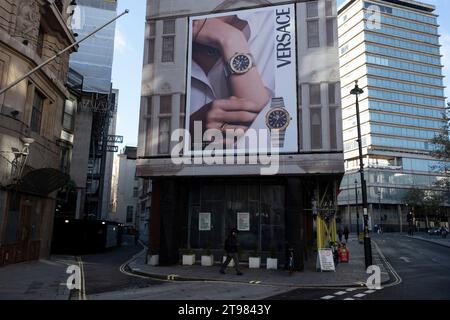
top-left (377, 189), bottom-right (382, 234)
top-left (355, 179), bottom-right (360, 240)
top-left (350, 81), bottom-right (373, 269)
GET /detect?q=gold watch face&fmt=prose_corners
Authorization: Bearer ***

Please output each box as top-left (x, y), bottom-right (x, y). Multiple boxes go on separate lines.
top-left (266, 108), bottom-right (291, 131)
top-left (229, 53), bottom-right (253, 74)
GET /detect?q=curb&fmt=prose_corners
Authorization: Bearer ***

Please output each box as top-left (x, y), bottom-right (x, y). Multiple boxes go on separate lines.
top-left (405, 235), bottom-right (450, 249)
top-left (127, 265), bottom-right (392, 289)
top-left (125, 248), bottom-right (393, 289)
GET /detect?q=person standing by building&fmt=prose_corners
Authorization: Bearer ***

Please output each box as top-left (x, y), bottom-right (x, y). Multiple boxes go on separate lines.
top-left (343, 226), bottom-right (350, 243)
top-left (220, 228), bottom-right (243, 275)
top-left (337, 227), bottom-right (343, 243)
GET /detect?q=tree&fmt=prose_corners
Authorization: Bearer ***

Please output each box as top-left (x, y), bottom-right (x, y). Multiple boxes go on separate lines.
top-left (430, 103), bottom-right (450, 228)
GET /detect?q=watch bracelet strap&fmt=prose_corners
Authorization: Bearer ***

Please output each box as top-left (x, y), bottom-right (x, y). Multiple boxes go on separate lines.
top-left (271, 97), bottom-right (285, 109)
top-left (271, 131), bottom-right (286, 149)
top-left (270, 97), bottom-right (286, 148)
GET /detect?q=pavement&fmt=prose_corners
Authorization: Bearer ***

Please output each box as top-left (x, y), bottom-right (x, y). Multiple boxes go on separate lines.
top-left (406, 233), bottom-right (450, 248)
top-left (0, 256), bottom-right (76, 300)
top-left (128, 236), bottom-right (391, 288)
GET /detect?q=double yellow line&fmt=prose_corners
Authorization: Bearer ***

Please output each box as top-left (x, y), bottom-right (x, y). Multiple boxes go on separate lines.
top-left (76, 256), bottom-right (87, 300)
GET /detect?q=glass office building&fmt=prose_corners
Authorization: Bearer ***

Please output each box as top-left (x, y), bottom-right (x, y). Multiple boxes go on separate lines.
top-left (338, 0), bottom-right (447, 231)
top-left (70, 0), bottom-right (117, 93)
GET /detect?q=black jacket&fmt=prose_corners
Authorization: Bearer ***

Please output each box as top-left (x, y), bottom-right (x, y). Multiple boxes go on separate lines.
top-left (224, 235), bottom-right (239, 253)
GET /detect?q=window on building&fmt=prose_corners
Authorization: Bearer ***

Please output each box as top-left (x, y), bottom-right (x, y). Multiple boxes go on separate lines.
top-left (162, 37), bottom-right (175, 62)
top-left (328, 83), bottom-right (336, 105)
top-left (326, 18), bottom-right (335, 47)
top-left (63, 99), bottom-right (76, 131)
top-left (60, 146), bottom-right (71, 174)
top-left (159, 95), bottom-right (172, 155)
top-left (148, 38), bottom-right (155, 64)
top-left (163, 20), bottom-right (176, 35)
top-left (31, 91), bottom-right (45, 133)
top-left (37, 27), bottom-right (44, 57)
top-left (145, 97), bottom-right (153, 155)
top-left (298, 109), bottom-right (303, 150)
top-left (298, 85), bottom-right (303, 106)
top-left (325, 0), bottom-right (333, 16)
top-left (126, 206), bottom-right (133, 223)
top-left (310, 84), bottom-right (321, 105)
top-left (180, 94), bottom-right (186, 129)
top-left (307, 20), bottom-right (320, 48)
top-left (329, 108), bottom-right (337, 149)
top-left (307, 1), bottom-right (319, 18)
top-left (158, 117), bottom-right (171, 155)
top-left (149, 21), bottom-right (156, 36)
top-left (55, 0), bottom-right (63, 13)
top-left (162, 20), bottom-right (176, 63)
top-left (133, 187), bottom-right (139, 198)
top-left (310, 109), bottom-right (322, 149)
top-left (160, 95), bottom-right (172, 114)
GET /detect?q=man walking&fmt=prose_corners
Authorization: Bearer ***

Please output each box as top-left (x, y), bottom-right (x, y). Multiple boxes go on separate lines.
top-left (343, 226), bottom-right (350, 243)
top-left (337, 227), bottom-right (343, 243)
top-left (220, 228), bottom-right (243, 275)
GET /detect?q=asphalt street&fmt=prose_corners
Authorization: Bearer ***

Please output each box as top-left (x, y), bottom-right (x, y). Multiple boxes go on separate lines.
top-left (78, 233), bottom-right (450, 300)
top-left (366, 233), bottom-right (450, 300)
top-left (267, 233), bottom-right (450, 300)
top-left (79, 239), bottom-right (162, 297)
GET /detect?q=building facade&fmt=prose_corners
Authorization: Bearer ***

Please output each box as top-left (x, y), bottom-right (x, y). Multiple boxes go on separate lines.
top-left (137, 0), bottom-right (344, 269)
top-left (62, 0), bottom-right (119, 220)
top-left (110, 146), bottom-right (139, 227)
top-left (0, 0), bottom-right (77, 265)
top-left (337, 0), bottom-right (447, 232)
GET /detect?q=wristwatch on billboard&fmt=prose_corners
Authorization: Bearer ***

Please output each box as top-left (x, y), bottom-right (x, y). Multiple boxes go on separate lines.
top-left (265, 97), bottom-right (291, 149)
top-left (224, 53), bottom-right (256, 77)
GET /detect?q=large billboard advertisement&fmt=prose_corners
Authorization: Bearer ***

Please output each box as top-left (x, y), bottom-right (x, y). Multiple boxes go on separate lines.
top-left (185, 4), bottom-right (298, 155)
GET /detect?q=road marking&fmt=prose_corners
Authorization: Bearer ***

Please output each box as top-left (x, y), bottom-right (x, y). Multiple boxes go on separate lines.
top-left (249, 281), bottom-right (261, 284)
top-left (354, 293), bottom-right (366, 298)
top-left (334, 291), bottom-right (347, 296)
top-left (346, 288), bottom-right (357, 292)
top-left (344, 298), bottom-right (355, 301)
top-left (364, 290), bottom-right (376, 294)
top-left (399, 256), bottom-right (411, 263)
top-left (119, 246), bottom-right (151, 280)
top-left (373, 240), bottom-right (402, 289)
top-left (321, 295), bottom-right (335, 300)
top-left (76, 256), bottom-right (87, 301)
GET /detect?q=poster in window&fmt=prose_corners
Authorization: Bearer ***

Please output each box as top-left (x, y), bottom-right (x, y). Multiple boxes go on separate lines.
top-left (199, 212), bottom-right (211, 231)
top-left (237, 212), bottom-right (250, 231)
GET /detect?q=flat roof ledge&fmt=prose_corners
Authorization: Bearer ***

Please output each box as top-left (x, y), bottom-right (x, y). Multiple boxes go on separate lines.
top-left (338, 0), bottom-right (436, 15)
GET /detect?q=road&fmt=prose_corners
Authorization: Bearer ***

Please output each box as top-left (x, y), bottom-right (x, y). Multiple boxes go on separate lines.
top-left (78, 233), bottom-right (450, 300)
top-left (366, 233), bottom-right (450, 300)
top-left (78, 238), bottom-right (161, 297)
top-left (267, 233), bottom-right (450, 300)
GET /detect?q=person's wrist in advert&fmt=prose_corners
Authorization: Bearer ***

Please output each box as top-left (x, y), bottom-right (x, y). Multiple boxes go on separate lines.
top-left (218, 29), bottom-right (249, 59)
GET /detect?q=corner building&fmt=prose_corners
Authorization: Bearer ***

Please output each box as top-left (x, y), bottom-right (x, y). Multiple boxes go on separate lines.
top-left (137, 0), bottom-right (345, 269)
top-left (337, 0), bottom-right (448, 232)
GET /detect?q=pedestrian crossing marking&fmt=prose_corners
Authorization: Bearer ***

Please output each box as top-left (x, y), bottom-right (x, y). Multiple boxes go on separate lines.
top-left (365, 290), bottom-right (376, 294)
top-left (354, 293), bottom-right (366, 298)
top-left (346, 288), bottom-right (357, 292)
top-left (321, 295), bottom-right (335, 300)
top-left (344, 298), bottom-right (355, 300)
top-left (334, 291), bottom-right (347, 296)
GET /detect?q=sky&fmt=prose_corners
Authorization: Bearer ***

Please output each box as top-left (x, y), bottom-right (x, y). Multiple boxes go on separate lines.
top-left (111, 0), bottom-right (146, 151)
top-left (111, 0), bottom-right (450, 150)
